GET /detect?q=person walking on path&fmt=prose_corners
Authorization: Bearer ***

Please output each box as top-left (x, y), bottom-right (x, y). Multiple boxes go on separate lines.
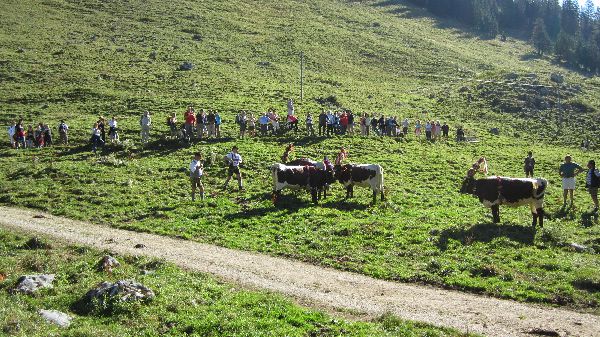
top-left (585, 160), bottom-right (600, 213)
top-left (524, 151), bottom-right (535, 178)
top-left (223, 146), bottom-right (243, 191)
top-left (190, 152), bottom-right (205, 201)
top-left (559, 155), bottom-right (585, 207)
top-left (140, 111), bottom-right (152, 144)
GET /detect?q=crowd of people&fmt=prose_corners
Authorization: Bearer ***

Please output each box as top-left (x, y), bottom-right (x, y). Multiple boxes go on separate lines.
top-left (7, 119), bottom-right (68, 149)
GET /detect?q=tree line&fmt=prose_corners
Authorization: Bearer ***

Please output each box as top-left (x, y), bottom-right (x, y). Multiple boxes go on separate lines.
top-left (407, 0), bottom-right (600, 73)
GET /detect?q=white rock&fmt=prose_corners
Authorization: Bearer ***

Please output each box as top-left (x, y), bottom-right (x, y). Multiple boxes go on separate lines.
top-left (14, 274), bottom-right (55, 294)
top-left (38, 309), bottom-right (72, 328)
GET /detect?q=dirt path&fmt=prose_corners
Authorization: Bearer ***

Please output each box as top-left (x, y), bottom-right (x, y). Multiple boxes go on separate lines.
top-left (0, 206), bottom-right (597, 337)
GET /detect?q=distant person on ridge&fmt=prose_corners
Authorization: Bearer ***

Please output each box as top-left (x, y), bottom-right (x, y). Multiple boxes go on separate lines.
top-left (524, 151), bottom-right (535, 178)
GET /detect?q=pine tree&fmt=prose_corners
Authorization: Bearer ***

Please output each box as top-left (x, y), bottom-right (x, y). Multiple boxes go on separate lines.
top-left (532, 18), bottom-right (553, 55)
top-left (580, 0), bottom-right (596, 40)
top-left (561, 0), bottom-right (580, 36)
top-left (555, 31), bottom-right (576, 62)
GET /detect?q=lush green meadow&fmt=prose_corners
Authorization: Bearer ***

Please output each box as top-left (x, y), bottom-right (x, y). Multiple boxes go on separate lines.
top-left (0, 0), bottom-right (599, 322)
top-left (0, 229), bottom-right (475, 336)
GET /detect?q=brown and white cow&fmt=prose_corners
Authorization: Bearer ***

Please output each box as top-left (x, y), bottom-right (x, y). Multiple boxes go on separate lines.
top-left (459, 175), bottom-right (548, 227)
top-left (335, 164), bottom-right (385, 204)
top-left (272, 163), bottom-right (335, 204)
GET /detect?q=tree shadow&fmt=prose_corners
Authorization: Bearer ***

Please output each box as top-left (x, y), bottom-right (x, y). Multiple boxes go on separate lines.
top-left (436, 222), bottom-right (536, 251)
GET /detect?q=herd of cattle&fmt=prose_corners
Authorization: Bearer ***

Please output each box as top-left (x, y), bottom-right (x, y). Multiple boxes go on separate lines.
top-left (272, 156), bottom-right (548, 227)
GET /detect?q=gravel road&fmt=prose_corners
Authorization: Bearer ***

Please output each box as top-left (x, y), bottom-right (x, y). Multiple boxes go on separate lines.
top-left (0, 206), bottom-right (598, 337)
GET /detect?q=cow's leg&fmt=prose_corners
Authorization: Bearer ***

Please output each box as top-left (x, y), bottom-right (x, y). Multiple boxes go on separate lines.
top-left (272, 190), bottom-right (280, 204)
top-left (345, 186), bottom-right (352, 199)
top-left (311, 188), bottom-right (318, 204)
top-left (531, 212), bottom-right (538, 228)
top-left (491, 205), bottom-right (500, 223)
top-left (537, 208), bottom-right (544, 227)
top-left (350, 186), bottom-right (354, 198)
top-left (380, 189), bottom-right (385, 201)
top-left (372, 190), bottom-right (377, 204)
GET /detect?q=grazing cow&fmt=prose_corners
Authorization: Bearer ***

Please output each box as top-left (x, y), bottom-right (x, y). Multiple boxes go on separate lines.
top-left (272, 163), bottom-right (335, 204)
top-left (459, 175), bottom-right (548, 227)
top-left (335, 164), bottom-right (385, 204)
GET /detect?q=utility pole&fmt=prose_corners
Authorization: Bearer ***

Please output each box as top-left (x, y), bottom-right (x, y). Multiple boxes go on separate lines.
top-left (300, 51), bottom-right (304, 103)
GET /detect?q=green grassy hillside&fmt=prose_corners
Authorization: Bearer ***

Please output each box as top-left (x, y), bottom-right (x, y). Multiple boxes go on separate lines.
top-left (1, 0), bottom-right (599, 319)
top-left (0, 230), bottom-right (474, 336)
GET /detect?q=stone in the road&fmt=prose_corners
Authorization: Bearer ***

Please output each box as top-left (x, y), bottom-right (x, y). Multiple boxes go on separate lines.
top-left (97, 255), bottom-right (120, 273)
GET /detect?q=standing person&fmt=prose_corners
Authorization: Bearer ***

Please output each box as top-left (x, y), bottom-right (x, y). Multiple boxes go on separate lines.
top-left (335, 147), bottom-right (348, 166)
top-left (402, 118), bottom-right (409, 136)
top-left (524, 151), bottom-right (535, 178)
top-left (43, 124), bottom-right (52, 146)
top-left (287, 113), bottom-right (299, 133)
top-left (441, 122), bottom-right (449, 139)
top-left (371, 114), bottom-right (378, 135)
top-left (189, 152), bottom-right (205, 201)
top-left (25, 125), bottom-right (35, 148)
top-left (347, 111), bottom-right (354, 136)
top-left (184, 108), bottom-right (196, 142)
top-left (456, 126), bottom-right (465, 141)
top-left (318, 110), bottom-right (327, 136)
top-left (223, 146), bottom-right (243, 191)
top-left (206, 110), bottom-right (216, 138)
top-left (435, 121), bottom-right (442, 139)
top-left (8, 121), bottom-right (16, 149)
top-left (425, 121), bottom-right (432, 140)
top-left (97, 117), bottom-right (106, 143)
top-left (91, 122), bottom-right (104, 153)
top-left (108, 116), bottom-right (119, 143)
top-left (215, 111), bottom-right (222, 138)
top-left (167, 113), bottom-right (178, 139)
top-left (339, 112), bottom-right (348, 135)
top-left (58, 120), bottom-right (69, 145)
top-left (236, 111), bottom-right (247, 139)
top-left (287, 98), bottom-right (294, 116)
top-left (430, 121), bottom-right (437, 140)
top-left (306, 113), bottom-right (315, 136)
top-left (559, 155), bottom-right (585, 207)
top-left (259, 112), bottom-right (269, 136)
top-left (196, 109), bottom-right (206, 140)
top-left (359, 114), bottom-right (366, 136)
top-left (247, 113), bottom-right (256, 137)
top-left (585, 160), bottom-right (600, 212)
top-left (415, 120), bottom-right (422, 138)
top-left (326, 110), bottom-right (335, 137)
top-left (140, 111), bottom-right (151, 144)
top-left (378, 115), bottom-right (385, 137)
top-left (15, 120), bottom-right (25, 149)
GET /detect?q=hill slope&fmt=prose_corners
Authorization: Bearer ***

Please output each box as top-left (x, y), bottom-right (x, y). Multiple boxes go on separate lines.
top-left (1, 0), bottom-right (599, 319)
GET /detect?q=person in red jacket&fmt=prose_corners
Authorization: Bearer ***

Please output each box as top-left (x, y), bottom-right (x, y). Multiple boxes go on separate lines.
top-left (184, 107), bottom-right (196, 142)
top-left (340, 112), bottom-right (349, 135)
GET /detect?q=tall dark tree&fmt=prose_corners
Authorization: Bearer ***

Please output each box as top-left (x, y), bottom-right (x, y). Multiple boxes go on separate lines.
top-left (580, 0), bottom-right (596, 40)
top-left (532, 18), bottom-right (553, 55)
top-left (555, 31), bottom-right (576, 61)
top-left (543, 0), bottom-right (562, 38)
top-left (561, 0), bottom-right (580, 36)
top-left (474, 0), bottom-right (499, 37)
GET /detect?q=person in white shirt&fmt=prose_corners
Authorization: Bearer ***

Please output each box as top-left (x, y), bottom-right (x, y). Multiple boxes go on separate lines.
top-left (223, 146), bottom-right (243, 190)
top-left (58, 120), bottom-right (69, 145)
top-left (140, 111), bottom-right (151, 144)
top-left (109, 116), bottom-right (119, 143)
top-left (190, 152), bottom-right (204, 201)
top-left (8, 121), bottom-right (16, 148)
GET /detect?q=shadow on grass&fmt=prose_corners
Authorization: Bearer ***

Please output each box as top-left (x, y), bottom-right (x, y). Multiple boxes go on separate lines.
top-left (321, 199), bottom-right (370, 211)
top-left (224, 193), bottom-right (308, 220)
top-left (436, 222), bottom-right (535, 250)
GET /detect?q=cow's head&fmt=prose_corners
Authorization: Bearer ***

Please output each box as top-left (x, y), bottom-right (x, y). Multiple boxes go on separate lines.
top-left (460, 169), bottom-right (477, 194)
top-left (324, 162), bottom-right (336, 185)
